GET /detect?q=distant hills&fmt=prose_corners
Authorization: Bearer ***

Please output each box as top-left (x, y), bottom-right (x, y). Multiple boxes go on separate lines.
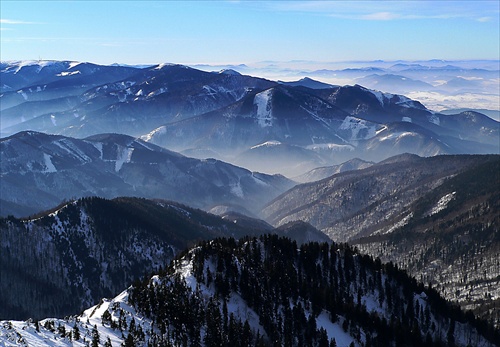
top-left (0, 131), bottom-right (293, 218)
top-left (2, 60), bottom-right (498, 177)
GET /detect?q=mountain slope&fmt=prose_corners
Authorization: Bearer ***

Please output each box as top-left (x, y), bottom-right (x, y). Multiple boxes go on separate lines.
top-left (1, 63), bottom-right (276, 138)
top-left (261, 154), bottom-right (500, 327)
top-left (353, 159), bottom-right (500, 326)
top-left (261, 154), bottom-right (498, 241)
top-left (0, 131), bottom-right (294, 217)
top-left (0, 196), bottom-right (269, 320)
top-left (1, 236), bottom-right (497, 346)
top-left (143, 82), bottom-right (498, 175)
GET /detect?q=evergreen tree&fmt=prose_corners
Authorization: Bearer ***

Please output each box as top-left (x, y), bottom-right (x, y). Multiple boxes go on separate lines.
top-left (91, 324), bottom-right (100, 347)
top-left (73, 324), bottom-right (80, 341)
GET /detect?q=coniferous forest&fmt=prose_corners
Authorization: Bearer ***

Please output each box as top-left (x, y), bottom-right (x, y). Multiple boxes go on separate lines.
top-left (123, 235), bottom-right (498, 346)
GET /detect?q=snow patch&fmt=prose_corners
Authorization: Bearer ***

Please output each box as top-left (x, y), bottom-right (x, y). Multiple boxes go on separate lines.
top-left (340, 116), bottom-right (378, 140)
top-left (377, 213), bottom-right (413, 235)
top-left (142, 126), bottom-right (166, 142)
top-left (306, 143), bottom-right (355, 152)
top-left (378, 131), bottom-right (417, 142)
top-left (50, 115), bottom-right (57, 126)
top-left (115, 147), bottom-right (134, 172)
top-left (230, 180), bottom-right (244, 198)
top-left (56, 71), bottom-right (81, 77)
top-left (427, 192), bottom-right (456, 216)
top-left (43, 153), bottom-right (57, 173)
top-left (254, 89), bottom-right (274, 127)
top-left (402, 117), bottom-right (412, 122)
top-left (17, 90), bottom-right (28, 100)
top-left (428, 114), bottom-right (441, 125)
top-left (370, 90), bottom-right (389, 106)
top-left (250, 140), bottom-right (281, 149)
top-left (316, 311), bottom-right (355, 346)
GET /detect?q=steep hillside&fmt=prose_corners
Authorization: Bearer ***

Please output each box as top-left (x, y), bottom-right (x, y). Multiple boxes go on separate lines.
top-left (262, 154), bottom-right (498, 241)
top-left (0, 197), bottom-right (270, 320)
top-left (0, 131), bottom-right (294, 217)
top-left (353, 159), bottom-right (500, 327)
top-left (262, 154), bottom-right (500, 327)
top-left (1, 236), bottom-right (498, 346)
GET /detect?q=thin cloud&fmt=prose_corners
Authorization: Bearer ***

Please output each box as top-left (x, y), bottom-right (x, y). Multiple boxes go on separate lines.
top-left (269, 1), bottom-right (498, 22)
top-left (360, 12), bottom-right (400, 21)
top-left (0, 19), bottom-right (39, 25)
top-left (477, 17), bottom-right (491, 22)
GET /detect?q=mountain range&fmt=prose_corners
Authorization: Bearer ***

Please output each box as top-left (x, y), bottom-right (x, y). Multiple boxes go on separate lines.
top-left (0, 131), bottom-right (293, 218)
top-left (1, 60), bottom-right (498, 177)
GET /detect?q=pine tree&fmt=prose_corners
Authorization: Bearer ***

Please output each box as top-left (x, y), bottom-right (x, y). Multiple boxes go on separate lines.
top-left (73, 324), bottom-right (80, 341)
top-left (91, 324), bottom-right (100, 347)
top-left (123, 332), bottom-right (135, 347)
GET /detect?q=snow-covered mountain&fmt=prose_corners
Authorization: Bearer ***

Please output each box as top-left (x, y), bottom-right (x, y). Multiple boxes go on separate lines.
top-left (143, 82), bottom-right (498, 175)
top-left (1, 62), bottom-right (275, 138)
top-left (2, 60), bottom-right (498, 177)
top-left (1, 236), bottom-right (497, 346)
top-left (0, 131), bottom-right (294, 218)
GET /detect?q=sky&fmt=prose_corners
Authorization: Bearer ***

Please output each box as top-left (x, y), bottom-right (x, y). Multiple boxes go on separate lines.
top-left (1, 1), bottom-right (499, 65)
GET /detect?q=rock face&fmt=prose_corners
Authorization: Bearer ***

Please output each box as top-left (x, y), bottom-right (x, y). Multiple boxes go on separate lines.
top-left (0, 131), bottom-right (294, 217)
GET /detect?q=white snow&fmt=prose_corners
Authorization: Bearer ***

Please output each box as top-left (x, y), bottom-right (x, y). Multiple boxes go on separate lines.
top-left (402, 116), bottom-right (412, 122)
top-left (43, 153), bottom-right (57, 173)
top-left (68, 61), bottom-right (81, 69)
top-left (146, 87), bottom-right (167, 98)
top-left (428, 114), bottom-right (441, 125)
top-left (50, 115), bottom-right (57, 126)
top-left (250, 140), bottom-right (281, 149)
top-left (141, 126), bottom-right (166, 142)
top-left (316, 311), bottom-right (355, 347)
top-left (253, 89), bottom-right (274, 127)
top-left (17, 90), bottom-right (28, 100)
top-left (370, 90), bottom-right (389, 106)
top-left (378, 131), bottom-right (417, 142)
top-left (306, 143), bottom-right (355, 151)
top-left (427, 192), bottom-right (456, 216)
top-left (230, 179), bottom-right (244, 198)
top-left (114, 147), bottom-right (134, 172)
top-left (377, 213), bottom-right (413, 235)
top-left (340, 116), bottom-right (378, 140)
top-left (56, 71), bottom-right (81, 77)
top-left (52, 139), bottom-right (92, 163)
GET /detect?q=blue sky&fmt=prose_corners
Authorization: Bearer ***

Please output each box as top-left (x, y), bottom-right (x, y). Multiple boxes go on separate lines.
top-left (1, 1), bottom-right (499, 65)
